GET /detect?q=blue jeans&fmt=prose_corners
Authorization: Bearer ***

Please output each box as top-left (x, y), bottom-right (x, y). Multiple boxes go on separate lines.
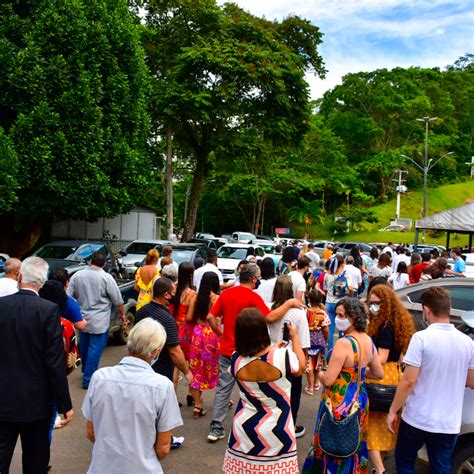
top-left (325, 302), bottom-right (337, 352)
top-left (80, 331), bottom-right (109, 387)
top-left (395, 419), bottom-right (457, 474)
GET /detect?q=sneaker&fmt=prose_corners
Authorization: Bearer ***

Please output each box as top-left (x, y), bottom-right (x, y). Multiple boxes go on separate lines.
top-left (170, 436), bottom-right (185, 449)
top-left (295, 425), bottom-right (306, 438)
top-left (207, 425), bottom-right (225, 442)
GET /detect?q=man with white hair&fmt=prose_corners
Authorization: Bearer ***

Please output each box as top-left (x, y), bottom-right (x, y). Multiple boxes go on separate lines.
top-left (0, 257), bottom-right (73, 473)
top-left (82, 318), bottom-right (182, 473)
top-left (0, 257), bottom-right (21, 296)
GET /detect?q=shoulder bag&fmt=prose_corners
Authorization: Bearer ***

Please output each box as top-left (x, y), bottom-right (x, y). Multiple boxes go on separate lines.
top-left (317, 336), bottom-right (363, 458)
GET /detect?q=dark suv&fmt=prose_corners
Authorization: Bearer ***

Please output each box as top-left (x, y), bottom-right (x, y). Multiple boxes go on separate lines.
top-left (33, 240), bottom-right (118, 276)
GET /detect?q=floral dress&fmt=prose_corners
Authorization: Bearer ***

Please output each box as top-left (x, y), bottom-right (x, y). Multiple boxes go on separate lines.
top-left (175, 304), bottom-right (195, 361)
top-left (303, 337), bottom-right (370, 474)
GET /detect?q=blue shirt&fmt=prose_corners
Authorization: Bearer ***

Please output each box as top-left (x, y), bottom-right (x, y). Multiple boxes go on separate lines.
top-left (453, 257), bottom-right (466, 275)
top-left (63, 296), bottom-right (83, 324)
top-left (82, 356), bottom-right (183, 473)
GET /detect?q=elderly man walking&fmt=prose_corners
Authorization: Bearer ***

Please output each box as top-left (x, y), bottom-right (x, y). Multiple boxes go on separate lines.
top-left (0, 257), bottom-right (73, 474)
top-left (68, 252), bottom-right (125, 389)
top-left (0, 257), bottom-right (21, 296)
top-left (82, 318), bottom-right (182, 473)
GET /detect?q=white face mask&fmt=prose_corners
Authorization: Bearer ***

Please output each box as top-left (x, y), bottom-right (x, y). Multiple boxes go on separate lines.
top-left (335, 317), bottom-right (352, 332)
top-left (369, 304), bottom-right (381, 315)
top-left (150, 352), bottom-right (160, 366)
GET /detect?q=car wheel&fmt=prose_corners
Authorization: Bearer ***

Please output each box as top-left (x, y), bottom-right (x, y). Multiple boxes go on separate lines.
top-left (112, 310), bottom-right (135, 345)
top-left (451, 442), bottom-right (474, 474)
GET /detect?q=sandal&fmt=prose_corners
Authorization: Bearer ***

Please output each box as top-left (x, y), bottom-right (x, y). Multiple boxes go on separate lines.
top-left (304, 386), bottom-right (314, 396)
top-left (314, 382), bottom-right (321, 391)
top-left (193, 407), bottom-right (206, 419)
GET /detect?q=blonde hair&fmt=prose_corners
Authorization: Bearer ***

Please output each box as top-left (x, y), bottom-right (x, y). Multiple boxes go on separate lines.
top-left (145, 249), bottom-right (159, 265)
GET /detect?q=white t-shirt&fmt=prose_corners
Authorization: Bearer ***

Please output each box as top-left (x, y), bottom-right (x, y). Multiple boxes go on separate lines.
top-left (388, 272), bottom-right (410, 290)
top-left (254, 277), bottom-right (277, 305)
top-left (0, 277), bottom-right (18, 297)
top-left (344, 264), bottom-right (362, 289)
top-left (402, 323), bottom-right (474, 434)
top-left (267, 307), bottom-right (310, 349)
top-left (305, 251), bottom-right (320, 268)
top-left (288, 271), bottom-right (306, 299)
top-left (370, 265), bottom-right (392, 279)
top-left (383, 246), bottom-right (394, 257)
top-left (193, 263), bottom-right (223, 292)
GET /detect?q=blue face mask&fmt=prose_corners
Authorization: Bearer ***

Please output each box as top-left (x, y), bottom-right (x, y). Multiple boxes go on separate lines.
top-left (150, 353), bottom-right (160, 366)
top-left (254, 279), bottom-right (261, 289)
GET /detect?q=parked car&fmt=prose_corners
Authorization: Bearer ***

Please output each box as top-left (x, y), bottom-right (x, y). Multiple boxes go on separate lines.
top-left (417, 310), bottom-right (474, 472)
top-left (334, 241), bottom-right (373, 256)
top-left (255, 235), bottom-right (274, 242)
top-left (33, 240), bottom-right (118, 276)
top-left (217, 244), bottom-right (265, 281)
top-left (413, 243), bottom-right (446, 255)
top-left (232, 231), bottom-right (257, 243)
top-left (311, 240), bottom-right (335, 257)
top-left (395, 277), bottom-right (474, 331)
top-left (194, 232), bottom-right (215, 240)
top-left (117, 239), bottom-right (171, 279)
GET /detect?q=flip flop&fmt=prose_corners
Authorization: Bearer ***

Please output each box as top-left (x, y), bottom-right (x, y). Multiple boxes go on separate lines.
top-left (304, 386), bottom-right (314, 396)
top-left (193, 407), bottom-right (206, 419)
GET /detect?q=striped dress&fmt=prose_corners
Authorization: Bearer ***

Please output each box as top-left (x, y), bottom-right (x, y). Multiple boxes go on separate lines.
top-left (223, 347), bottom-right (299, 474)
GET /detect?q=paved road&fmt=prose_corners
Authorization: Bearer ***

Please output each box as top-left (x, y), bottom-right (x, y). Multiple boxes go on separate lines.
top-left (11, 342), bottom-right (428, 473)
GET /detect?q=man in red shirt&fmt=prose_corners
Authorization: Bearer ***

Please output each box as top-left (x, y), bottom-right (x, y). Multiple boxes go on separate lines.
top-left (206, 264), bottom-right (303, 442)
top-left (411, 252), bottom-right (431, 283)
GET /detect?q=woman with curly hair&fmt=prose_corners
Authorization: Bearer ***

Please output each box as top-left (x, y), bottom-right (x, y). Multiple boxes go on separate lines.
top-left (366, 285), bottom-right (416, 474)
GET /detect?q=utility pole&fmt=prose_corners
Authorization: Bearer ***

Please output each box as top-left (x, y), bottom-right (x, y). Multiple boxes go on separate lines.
top-left (166, 124), bottom-right (174, 241)
top-left (392, 169), bottom-right (408, 219)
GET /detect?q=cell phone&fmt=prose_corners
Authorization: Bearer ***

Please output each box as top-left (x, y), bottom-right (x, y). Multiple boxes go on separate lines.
top-left (282, 322), bottom-right (290, 344)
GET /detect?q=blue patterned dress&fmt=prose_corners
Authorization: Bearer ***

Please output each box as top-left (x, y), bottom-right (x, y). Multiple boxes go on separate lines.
top-left (303, 336), bottom-right (370, 474)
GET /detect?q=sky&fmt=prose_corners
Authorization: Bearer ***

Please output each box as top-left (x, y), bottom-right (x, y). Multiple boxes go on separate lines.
top-left (217, 0), bottom-right (473, 99)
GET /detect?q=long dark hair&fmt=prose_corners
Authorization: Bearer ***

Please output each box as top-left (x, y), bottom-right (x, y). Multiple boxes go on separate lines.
top-left (39, 280), bottom-right (68, 314)
top-left (271, 275), bottom-right (293, 310)
top-left (173, 262), bottom-right (194, 317)
top-left (193, 271), bottom-right (220, 323)
top-left (350, 245), bottom-right (363, 269)
top-left (260, 257), bottom-right (275, 280)
top-left (282, 246), bottom-right (297, 263)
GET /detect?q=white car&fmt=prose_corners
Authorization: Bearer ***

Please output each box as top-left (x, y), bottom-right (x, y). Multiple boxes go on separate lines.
top-left (217, 244), bottom-right (265, 281)
top-left (117, 239), bottom-right (170, 278)
top-left (231, 231), bottom-right (257, 243)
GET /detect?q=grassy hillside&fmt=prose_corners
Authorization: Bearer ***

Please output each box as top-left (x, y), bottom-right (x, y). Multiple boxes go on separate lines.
top-left (292, 181), bottom-right (474, 246)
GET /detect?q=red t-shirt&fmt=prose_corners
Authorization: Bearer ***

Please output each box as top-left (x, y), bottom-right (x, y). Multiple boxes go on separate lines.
top-left (210, 286), bottom-right (270, 357)
top-left (411, 262), bottom-right (430, 283)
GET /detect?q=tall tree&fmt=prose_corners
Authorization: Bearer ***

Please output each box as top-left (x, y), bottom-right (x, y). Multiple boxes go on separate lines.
top-left (143, 0), bottom-right (326, 240)
top-left (0, 0), bottom-right (150, 254)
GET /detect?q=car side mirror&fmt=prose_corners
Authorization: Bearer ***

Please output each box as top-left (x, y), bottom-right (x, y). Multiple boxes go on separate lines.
top-left (134, 261), bottom-right (142, 268)
top-left (119, 250), bottom-right (128, 257)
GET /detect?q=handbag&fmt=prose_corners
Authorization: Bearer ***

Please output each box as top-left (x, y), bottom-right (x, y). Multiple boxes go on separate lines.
top-left (366, 362), bottom-right (401, 413)
top-left (317, 337), bottom-right (362, 458)
top-left (366, 384), bottom-right (397, 413)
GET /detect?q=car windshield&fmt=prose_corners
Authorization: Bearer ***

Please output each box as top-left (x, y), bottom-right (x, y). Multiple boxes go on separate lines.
top-left (260, 244), bottom-right (276, 253)
top-left (36, 245), bottom-right (78, 260)
top-left (218, 247), bottom-right (249, 259)
top-left (172, 249), bottom-right (195, 264)
top-left (126, 242), bottom-right (158, 255)
top-left (237, 233), bottom-right (255, 241)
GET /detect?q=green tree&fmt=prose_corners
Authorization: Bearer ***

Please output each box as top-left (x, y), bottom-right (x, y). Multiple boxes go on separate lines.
top-left (143, 0), bottom-right (326, 240)
top-left (0, 0), bottom-right (150, 254)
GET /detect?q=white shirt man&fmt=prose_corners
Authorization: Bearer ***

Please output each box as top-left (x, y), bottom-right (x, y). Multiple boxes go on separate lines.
top-left (288, 256), bottom-right (310, 302)
top-left (82, 318), bottom-right (183, 474)
top-left (305, 245), bottom-right (320, 269)
top-left (0, 258), bottom-right (21, 297)
top-left (193, 262), bottom-right (223, 292)
top-left (344, 257), bottom-right (362, 292)
top-left (387, 287), bottom-right (474, 473)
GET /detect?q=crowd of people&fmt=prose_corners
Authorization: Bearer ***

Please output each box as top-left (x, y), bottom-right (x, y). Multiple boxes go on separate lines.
top-left (0, 238), bottom-right (472, 474)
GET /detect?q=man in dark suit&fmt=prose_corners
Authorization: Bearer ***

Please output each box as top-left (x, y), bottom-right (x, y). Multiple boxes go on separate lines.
top-left (0, 257), bottom-right (73, 474)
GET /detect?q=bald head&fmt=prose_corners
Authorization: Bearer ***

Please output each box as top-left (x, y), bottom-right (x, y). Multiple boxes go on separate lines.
top-left (4, 258), bottom-right (21, 280)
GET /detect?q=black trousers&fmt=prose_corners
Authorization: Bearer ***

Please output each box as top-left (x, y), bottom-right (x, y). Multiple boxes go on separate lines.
top-left (0, 418), bottom-right (51, 474)
top-left (290, 374), bottom-right (303, 425)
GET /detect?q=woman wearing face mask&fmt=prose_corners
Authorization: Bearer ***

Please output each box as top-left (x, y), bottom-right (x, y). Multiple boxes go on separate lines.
top-left (303, 298), bottom-right (384, 474)
top-left (365, 285), bottom-right (416, 474)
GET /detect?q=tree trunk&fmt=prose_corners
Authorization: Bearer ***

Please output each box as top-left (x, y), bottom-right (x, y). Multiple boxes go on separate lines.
top-left (166, 124), bottom-right (174, 241)
top-left (182, 151), bottom-right (207, 242)
top-left (0, 214), bottom-right (45, 257)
